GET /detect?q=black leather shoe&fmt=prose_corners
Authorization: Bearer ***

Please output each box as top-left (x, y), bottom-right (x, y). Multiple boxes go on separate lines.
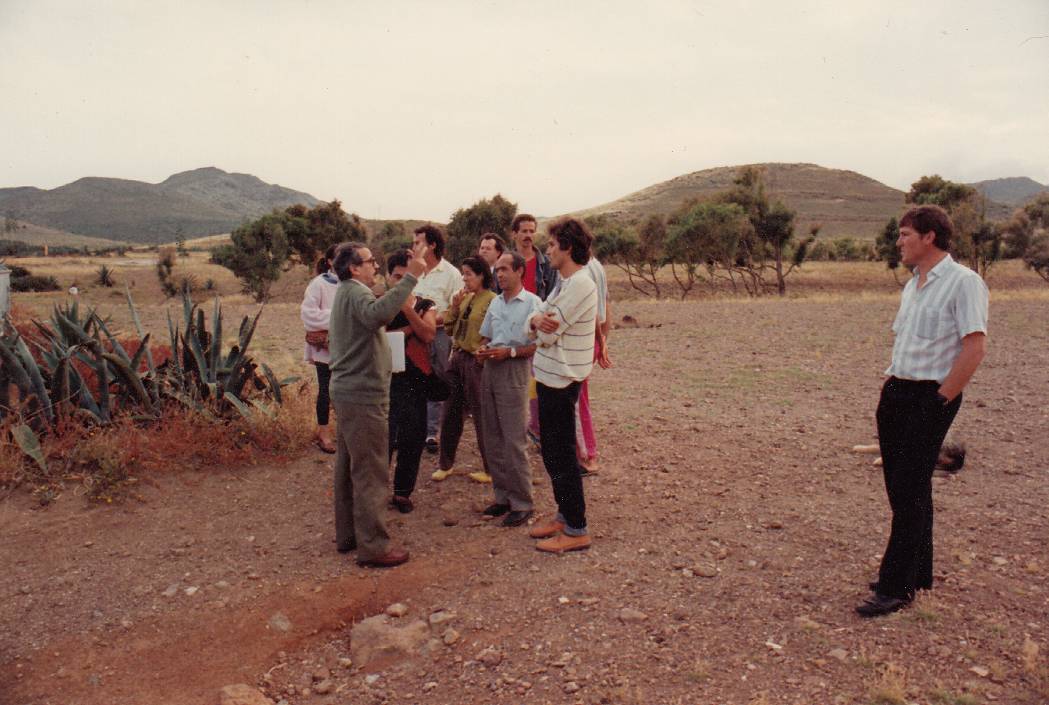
top-left (389, 495), bottom-right (414, 514)
top-left (482, 503), bottom-right (510, 517)
top-left (502, 509), bottom-right (534, 527)
top-left (856, 593), bottom-right (910, 618)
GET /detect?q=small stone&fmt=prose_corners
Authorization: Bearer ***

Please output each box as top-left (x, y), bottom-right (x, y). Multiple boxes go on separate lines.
top-left (442, 516), bottom-right (459, 527)
top-left (364, 674), bottom-right (380, 686)
top-left (765, 640), bottom-right (783, 652)
top-left (681, 568), bottom-right (694, 578)
top-left (579, 598), bottom-right (599, 606)
top-left (828, 648), bottom-right (848, 662)
top-left (385, 603), bottom-right (409, 618)
top-left (219, 683), bottom-right (275, 705)
top-left (18, 586), bottom-right (31, 595)
top-left (442, 628), bottom-right (460, 645)
top-left (162, 584), bottom-right (179, 598)
top-left (312, 668), bottom-right (330, 682)
top-left (268, 612), bottom-right (292, 633)
top-left (338, 657), bottom-right (353, 668)
top-left (693, 564), bottom-right (718, 578)
top-left (970, 665), bottom-right (990, 678)
top-left (476, 647), bottom-right (503, 667)
top-left (313, 680), bottom-right (333, 695)
top-left (83, 541), bottom-right (94, 548)
top-left (992, 556), bottom-right (1008, 566)
top-left (422, 681), bottom-right (438, 692)
top-left (618, 607), bottom-right (648, 623)
top-left (794, 616), bottom-right (821, 630)
top-left (119, 618), bottom-right (133, 629)
top-left (563, 681), bottom-right (580, 694)
top-left (92, 610), bottom-right (103, 619)
top-left (764, 520), bottom-right (784, 530)
top-left (429, 610), bottom-right (457, 627)
top-left (215, 581), bottom-right (231, 589)
top-left (184, 586), bottom-right (199, 596)
top-left (557, 596), bottom-right (571, 604)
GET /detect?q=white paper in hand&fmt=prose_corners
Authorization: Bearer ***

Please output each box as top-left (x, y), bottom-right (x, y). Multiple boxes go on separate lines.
top-left (386, 331), bottom-right (406, 372)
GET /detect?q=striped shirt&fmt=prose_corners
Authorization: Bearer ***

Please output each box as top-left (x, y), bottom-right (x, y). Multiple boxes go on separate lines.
top-left (531, 269), bottom-right (597, 388)
top-left (885, 254), bottom-right (989, 383)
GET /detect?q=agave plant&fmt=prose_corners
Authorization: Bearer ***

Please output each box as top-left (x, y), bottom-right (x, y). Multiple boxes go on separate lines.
top-left (161, 292), bottom-right (297, 419)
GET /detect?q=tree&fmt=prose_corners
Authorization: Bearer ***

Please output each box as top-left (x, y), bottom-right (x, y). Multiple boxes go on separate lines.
top-left (718, 166), bottom-right (813, 296)
top-left (591, 213), bottom-right (666, 298)
top-left (1016, 193), bottom-right (1049, 283)
top-left (445, 194), bottom-right (517, 265)
top-left (210, 213), bottom-right (292, 302)
top-left (665, 201), bottom-right (747, 299)
top-left (373, 221), bottom-right (411, 258)
top-left (905, 175), bottom-right (1001, 277)
top-left (285, 200), bottom-right (367, 268)
top-left (876, 217), bottom-right (904, 285)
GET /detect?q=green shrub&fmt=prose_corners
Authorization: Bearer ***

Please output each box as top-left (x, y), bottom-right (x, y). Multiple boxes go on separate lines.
top-left (11, 274), bottom-right (60, 292)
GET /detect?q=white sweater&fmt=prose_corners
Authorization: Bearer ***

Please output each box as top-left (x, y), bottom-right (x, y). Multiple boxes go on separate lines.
top-left (531, 269), bottom-right (597, 389)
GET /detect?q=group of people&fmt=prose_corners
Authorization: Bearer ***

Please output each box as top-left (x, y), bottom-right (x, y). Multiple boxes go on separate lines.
top-left (301, 215), bottom-right (611, 567)
top-left (301, 203), bottom-right (990, 625)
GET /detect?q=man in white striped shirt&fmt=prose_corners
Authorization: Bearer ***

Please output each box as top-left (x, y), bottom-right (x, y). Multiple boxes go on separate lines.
top-left (525, 217), bottom-right (598, 554)
top-left (857, 204), bottom-right (989, 618)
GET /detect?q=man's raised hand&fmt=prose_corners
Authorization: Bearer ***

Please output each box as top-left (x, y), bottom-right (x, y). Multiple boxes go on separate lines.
top-left (406, 241), bottom-right (429, 278)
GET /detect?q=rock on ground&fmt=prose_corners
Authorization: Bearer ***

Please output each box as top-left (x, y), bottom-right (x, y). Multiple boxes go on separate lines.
top-left (350, 615), bottom-right (430, 667)
top-left (219, 684), bottom-right (274, 705)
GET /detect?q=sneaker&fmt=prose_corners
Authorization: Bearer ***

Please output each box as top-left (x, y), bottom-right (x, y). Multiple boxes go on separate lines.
top-left (468, 471), bottom-right (492, 484)
top-left (431, 468), bottom-right (454, 482)
top-left (502, 509), bottom-right (533, 527)
top-left (536, 533), bottom-right (591, 553)
top-left (425, 436), bottom-right (439, 454)
top-left (528, 516), bottom-right (565, 539)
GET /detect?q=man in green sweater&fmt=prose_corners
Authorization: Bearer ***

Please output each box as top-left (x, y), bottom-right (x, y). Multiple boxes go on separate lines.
top-left (329, 239), bottom-right (428, 567)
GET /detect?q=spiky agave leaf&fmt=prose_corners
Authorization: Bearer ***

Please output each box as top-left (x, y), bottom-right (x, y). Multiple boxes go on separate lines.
top-left (12, 423), bottom-right (46, 472)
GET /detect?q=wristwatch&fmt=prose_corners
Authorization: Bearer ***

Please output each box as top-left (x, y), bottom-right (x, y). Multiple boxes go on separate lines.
top-left (509, 347), bottom-right (517, 359)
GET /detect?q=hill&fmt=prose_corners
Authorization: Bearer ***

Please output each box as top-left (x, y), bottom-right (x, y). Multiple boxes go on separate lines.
top-left (1, 220), bottom-right (130, 250)
top-left (0, 168), bottom-right (320, 244)
top-left (970, 176), bottom-right (1049, 207)
top-left (569, 163), bottom-right (908, 239)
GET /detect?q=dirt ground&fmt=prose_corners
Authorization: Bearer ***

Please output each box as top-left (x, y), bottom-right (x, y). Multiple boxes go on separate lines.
top-left (2, 266), bottom-right (1048, 704)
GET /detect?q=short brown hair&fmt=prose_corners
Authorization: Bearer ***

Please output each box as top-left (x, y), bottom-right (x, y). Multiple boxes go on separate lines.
top-left (479, 232), bottom-right (505, 254)
top-left (900, 205), bottom-right (954, 251)
top-left (547, 217), bottom-right (592, 265)
top-left (511, 214), bottom-right (537, 233)
top-left (413, 224), bottom-right (446, 259)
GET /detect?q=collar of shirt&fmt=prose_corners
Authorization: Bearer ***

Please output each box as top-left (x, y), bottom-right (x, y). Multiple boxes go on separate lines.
top-left (348, 278), bottom-right (372, 292)
top-left (914, 253), bottom-right (954, 284)
top-left (501, 287), bottom-right (532, 304)
top-left (424, 259), bottom-right (451, 276)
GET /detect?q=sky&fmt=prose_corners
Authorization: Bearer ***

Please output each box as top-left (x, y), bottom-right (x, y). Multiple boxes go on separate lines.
top-left (1, 0), bottom-right (1047, 221)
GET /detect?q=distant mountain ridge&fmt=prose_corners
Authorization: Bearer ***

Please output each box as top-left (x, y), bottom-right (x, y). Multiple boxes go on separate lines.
top-left (569, 163), bottom-right (908, 239)
top-left (969, 177), bottom-right (1049, 207)
top-left (0, 167), bottom-right (320, 244)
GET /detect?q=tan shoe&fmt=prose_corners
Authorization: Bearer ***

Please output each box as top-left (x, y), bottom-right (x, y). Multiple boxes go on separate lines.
top-left (468, 471), bottom-right (492, 484)
top-left (528, 517), bottom-right (565, 539)
top-left (536, 533), bottom-right (592, 553)
top-left (431, 468), bottom-right (454, 482)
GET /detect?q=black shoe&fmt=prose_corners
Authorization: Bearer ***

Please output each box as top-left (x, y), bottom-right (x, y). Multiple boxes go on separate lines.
top-left (389, 495), bottom-right (414, 514)
top-left (337, 540), bottom-right (357, 554)
top-left (502, 509), bottom-right (534, 527)
top-left (425, 436), bottom-right (439, 454)
top-left (856, 593), bottom-right (910, 618)
top-left (482, 503), bottom-right (510, 517)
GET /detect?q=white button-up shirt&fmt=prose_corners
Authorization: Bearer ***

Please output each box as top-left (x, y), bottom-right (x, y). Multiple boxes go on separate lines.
top-left (885, 254), bottom-right (989, 383)
top-left (413, 258), bottom-right (461, 313)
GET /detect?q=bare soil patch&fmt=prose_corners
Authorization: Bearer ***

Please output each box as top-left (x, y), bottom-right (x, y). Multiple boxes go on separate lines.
top-left (2, 275), bottom-right (1048, 704)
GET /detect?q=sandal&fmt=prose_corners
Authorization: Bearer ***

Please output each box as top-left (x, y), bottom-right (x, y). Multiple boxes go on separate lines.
top-left (315, 438), bottom-right (336, 454)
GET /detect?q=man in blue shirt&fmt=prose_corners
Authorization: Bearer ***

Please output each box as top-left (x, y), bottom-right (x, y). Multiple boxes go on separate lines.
top-left (475, 252), bottom-right (542, 527)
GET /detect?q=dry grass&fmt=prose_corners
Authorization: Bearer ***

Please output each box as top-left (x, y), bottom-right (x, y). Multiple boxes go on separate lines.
top-left (866, 662), bottom-right (909, 705)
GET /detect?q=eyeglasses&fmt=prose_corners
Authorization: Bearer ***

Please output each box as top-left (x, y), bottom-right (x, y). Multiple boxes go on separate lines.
top-left (360, 257), bottom-right (377, 266)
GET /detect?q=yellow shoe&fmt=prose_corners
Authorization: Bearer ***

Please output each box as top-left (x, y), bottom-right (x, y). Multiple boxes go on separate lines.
top-left (468, 471), bottom-right (492, 484)
top-left (431, 468), bottom-right (454, 482)
top-left (528, 516), bottom-right (565, 539)
top-left (536, 533), bottom-right (592, 553)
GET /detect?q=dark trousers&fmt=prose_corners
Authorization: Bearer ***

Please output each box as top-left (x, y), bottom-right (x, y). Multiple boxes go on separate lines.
top-left (537, 381), bottom-right (586, 533)
top-left (875, 377), bottom-right (962, 600)
top-left (315, 363), bottom-right (331, 425)
top-left (439, 350), bottom-right (489, 472)
top-left (388, 372), bottom-right (428, 498)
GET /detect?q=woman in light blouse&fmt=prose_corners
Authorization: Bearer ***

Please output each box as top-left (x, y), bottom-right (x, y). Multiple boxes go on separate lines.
top-left (300, 245), bottom-right (339, 453)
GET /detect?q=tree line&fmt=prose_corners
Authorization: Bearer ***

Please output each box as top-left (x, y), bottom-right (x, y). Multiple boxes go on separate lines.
top-left (210, 168), bottom-right (1049, 301)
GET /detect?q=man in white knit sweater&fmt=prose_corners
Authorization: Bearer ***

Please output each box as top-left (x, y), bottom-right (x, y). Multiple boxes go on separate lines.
top-left (526, 217), bottom-right (598, 553)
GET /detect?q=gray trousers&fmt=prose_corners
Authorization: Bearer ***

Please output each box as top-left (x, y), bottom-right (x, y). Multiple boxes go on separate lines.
top-left (480, 356), bottom-right (533, 511)
top-left (333, 399), bottom-right (390, 561)
top-left (426, 329), bottom-right (452, 437)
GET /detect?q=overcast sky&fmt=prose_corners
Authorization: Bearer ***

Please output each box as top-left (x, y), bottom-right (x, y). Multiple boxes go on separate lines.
top-left (2, 0), bottom-right (1047, 221)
